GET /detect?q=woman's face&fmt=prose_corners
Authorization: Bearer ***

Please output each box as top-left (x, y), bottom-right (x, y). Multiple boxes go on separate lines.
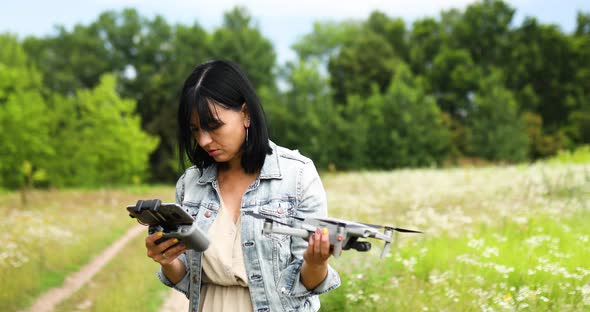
top-left (190, 103), bottom-right (250, 166)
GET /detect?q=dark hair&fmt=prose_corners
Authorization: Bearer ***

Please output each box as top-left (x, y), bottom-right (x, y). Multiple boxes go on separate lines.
top-left (177, 60), bottom-right (272, 174)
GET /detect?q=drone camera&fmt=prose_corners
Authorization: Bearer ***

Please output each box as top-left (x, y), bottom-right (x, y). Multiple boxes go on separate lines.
top-left (352, 241), bottom-right (371, 252)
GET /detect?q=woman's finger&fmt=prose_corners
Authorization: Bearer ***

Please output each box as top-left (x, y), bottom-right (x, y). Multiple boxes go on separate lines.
top-left (164, 243), bottom-right (186, 258)
top-left (145, 232), bottom-right (162, 248)
top-left (157, 237), bottom-right (181, 253)
top-left (313, 228), bottom-right (321, 256)
top-left (320, 228), bottom-right (330, 259)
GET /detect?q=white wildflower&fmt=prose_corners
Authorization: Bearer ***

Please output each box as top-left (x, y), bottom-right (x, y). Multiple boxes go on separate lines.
top-left (468, 238), bottom-right (485, 250)
top-left (369, 293), bottom-right (380, 301)
top-left (482, 247), bottom-right (499, 258)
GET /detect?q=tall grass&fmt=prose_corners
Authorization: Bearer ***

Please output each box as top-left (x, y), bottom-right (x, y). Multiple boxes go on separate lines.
top-left (319, 163), bottom-right (589, 311)
top-left (55, 234), bottom-right (169, 312)
top-left (3, 162), bottom-right (587, 311)
top-left (0, 186), bottom-right (173, 311)
top-left (545, 145), bottom-right (590, 165)
top-left (321, 213), bottom-right (590, 311)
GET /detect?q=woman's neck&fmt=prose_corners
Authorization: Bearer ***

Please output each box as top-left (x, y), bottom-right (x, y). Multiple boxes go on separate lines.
top-left (218, 158), bottom-right (243, 174)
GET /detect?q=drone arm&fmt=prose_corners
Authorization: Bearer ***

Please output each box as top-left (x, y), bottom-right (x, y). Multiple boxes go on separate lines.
top-left (263, 221), bottom-right (310, 239)
top-left (373, 231), bottom-right (390, 242)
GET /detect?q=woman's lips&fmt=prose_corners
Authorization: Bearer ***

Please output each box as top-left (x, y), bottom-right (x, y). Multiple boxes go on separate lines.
top-left (208, 149), bottom-right (220, 156)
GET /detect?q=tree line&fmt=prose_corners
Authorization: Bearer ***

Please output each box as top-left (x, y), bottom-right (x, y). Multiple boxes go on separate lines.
top-left (1, 0), bottom-right (589, 190)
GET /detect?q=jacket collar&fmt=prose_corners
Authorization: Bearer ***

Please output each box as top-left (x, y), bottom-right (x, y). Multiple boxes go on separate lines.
top-left (260, 140), bottom-right (282, 179)
top-left (197, 140), bottom-right (282, 184)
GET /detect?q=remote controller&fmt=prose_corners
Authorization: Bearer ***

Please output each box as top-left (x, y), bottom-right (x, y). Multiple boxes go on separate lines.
top-left (127, 199), bottom-right (209, 251)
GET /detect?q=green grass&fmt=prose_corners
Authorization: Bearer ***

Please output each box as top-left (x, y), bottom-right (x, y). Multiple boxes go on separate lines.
top-left (317, 162), bottom-right (589, 311)
top-left (3, 162), bottom-right (588, 311)
top-left (545, 145), bottom-right (590, 164)
top-left (0, 186), bottom-right (174, 311)
top-left (321, 213), bottom-right (590, 311)
top-left (55, 234), bottom-right (170, 312)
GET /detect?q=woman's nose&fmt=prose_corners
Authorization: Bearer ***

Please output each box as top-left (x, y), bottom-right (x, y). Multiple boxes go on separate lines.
top-left (198, 130), bottom-right (213, 147)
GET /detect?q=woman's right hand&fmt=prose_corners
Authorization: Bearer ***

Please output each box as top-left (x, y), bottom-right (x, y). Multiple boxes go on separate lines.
top-left (145, 232), bottom-right (187, 265)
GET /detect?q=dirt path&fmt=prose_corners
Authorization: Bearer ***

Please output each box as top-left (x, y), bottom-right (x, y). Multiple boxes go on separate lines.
top-left (160, 289), bottom-right (190, 312)
top-left (24, 225), bottom-right (145, 312)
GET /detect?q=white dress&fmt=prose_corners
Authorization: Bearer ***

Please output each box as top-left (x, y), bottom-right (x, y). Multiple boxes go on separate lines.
top-left (199, 198), bottom-right (254, 312)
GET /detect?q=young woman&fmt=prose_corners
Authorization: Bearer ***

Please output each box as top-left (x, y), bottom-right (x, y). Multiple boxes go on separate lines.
top-left (145, 60), bottom-right (340, 312)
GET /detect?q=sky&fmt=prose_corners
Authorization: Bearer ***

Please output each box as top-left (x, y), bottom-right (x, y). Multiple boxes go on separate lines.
top-left (1, 0), bottom-right (588, 65)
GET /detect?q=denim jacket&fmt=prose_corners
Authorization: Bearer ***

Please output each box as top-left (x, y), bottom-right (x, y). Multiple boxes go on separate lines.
top-left (157, 141), bottom-right (341, 312)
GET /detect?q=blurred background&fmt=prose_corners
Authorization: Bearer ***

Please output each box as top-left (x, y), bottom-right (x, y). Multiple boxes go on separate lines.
top-left (1, 1), bottom-right (589, 311)
top-left (1, 0), bottom-right (589, 189)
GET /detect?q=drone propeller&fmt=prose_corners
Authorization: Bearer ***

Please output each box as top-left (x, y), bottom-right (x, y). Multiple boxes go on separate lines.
top-left (243, 211), bottom-right (293, 227)
top-left (308, 217), bottom-right (348, 227)
top-left (346, 220), bottom-right (423, 234)
top-left (245, 211), bottom-right (423, 234)
top-left (318, 218), bottom-right (423, 234)
top-left (386, 227), bottom-right (423, 234)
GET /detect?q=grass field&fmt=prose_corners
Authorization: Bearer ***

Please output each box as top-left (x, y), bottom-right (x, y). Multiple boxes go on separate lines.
top-left (55, 234), bottom-right (169, 312)
top-left (2, 162), bottom-right (588, 311)
top-left (320, 163), bottom-right (589, 311)
top-left (0, 186), bottom-right (173, 311)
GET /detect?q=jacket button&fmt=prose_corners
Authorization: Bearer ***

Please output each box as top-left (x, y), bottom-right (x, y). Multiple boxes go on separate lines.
top-left (192, 275), bottom-right (198, 283)
top-left (277, 207), bottom-right (284, 214)
top-left (204, 211), bottom-right (212, 218)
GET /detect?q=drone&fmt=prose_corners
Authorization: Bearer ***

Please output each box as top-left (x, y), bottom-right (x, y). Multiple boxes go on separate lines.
top-left (245, 211), bottom-right (422, 258)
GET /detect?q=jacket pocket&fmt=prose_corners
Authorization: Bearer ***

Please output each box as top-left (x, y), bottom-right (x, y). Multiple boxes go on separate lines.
top-left (257, 199), bottom-right (296, 284)
top-left (258, 200), bottom-right (294, 243)
top-left (181, 201), bottom-right (201, 218)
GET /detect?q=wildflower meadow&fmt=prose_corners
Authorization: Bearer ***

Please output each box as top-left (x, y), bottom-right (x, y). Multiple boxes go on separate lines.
top-left (1, 160), bottom-right (588, 311)
top-left (320, 161), bottom-right (589, 311)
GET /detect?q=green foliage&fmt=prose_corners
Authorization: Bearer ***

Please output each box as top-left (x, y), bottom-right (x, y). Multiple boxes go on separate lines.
top-left (22, 7), bottom-right (277, 182)
top-left (366, 11), bottom-right (409, 62)
top-left (567, 110), bottom-right (590, 144)
top-left (328, 30), bottom-right (398, 103)
top-left (46, 74), bottom-right (159, 187)
top-left (545, 145), bottom-right (590, 164)
top-left (277, 60), bottom-right (340, 169)
top-left (22, 23), bottom-right (114, 94)
top-left (359, 64), bottom-right (452, 168)
top-left (522, 112), bottom-right (570, 159)
top-left (0, 36), bottom-right (157, 189)
top-left (210, 6), bottom-right (276, 88)
top-left (426, 47), bottom-right (479, 118)
top-left (0, 35), bottom-right (53, 189)
top-left (507, 17), bottom-right (579, 129)
top-left (2, 1), bottom-right (590, 182)
top-left (291, 21), bottom-right (361, 63)
top-left (409, 17), bottom-right (445, 75)
top-left (465, 70), bottom-right (529, 162)
top-left (92, 9), bottom-right (210, 182)
top-left (449, 0), bottom-right (515, 67)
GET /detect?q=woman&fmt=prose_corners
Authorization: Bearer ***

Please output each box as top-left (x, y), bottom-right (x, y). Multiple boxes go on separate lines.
top-left (145, 60), bottom-right (341, 312)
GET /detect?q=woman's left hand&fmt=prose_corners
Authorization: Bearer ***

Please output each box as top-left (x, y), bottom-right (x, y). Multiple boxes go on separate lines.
top-left (303, 227), bottom-right (331, 266)
top-left (301, 227), bottom-right (331, 289)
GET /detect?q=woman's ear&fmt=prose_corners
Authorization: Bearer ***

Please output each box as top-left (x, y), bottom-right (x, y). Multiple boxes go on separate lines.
top-left (241, 103), bottom-right (250, 127)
